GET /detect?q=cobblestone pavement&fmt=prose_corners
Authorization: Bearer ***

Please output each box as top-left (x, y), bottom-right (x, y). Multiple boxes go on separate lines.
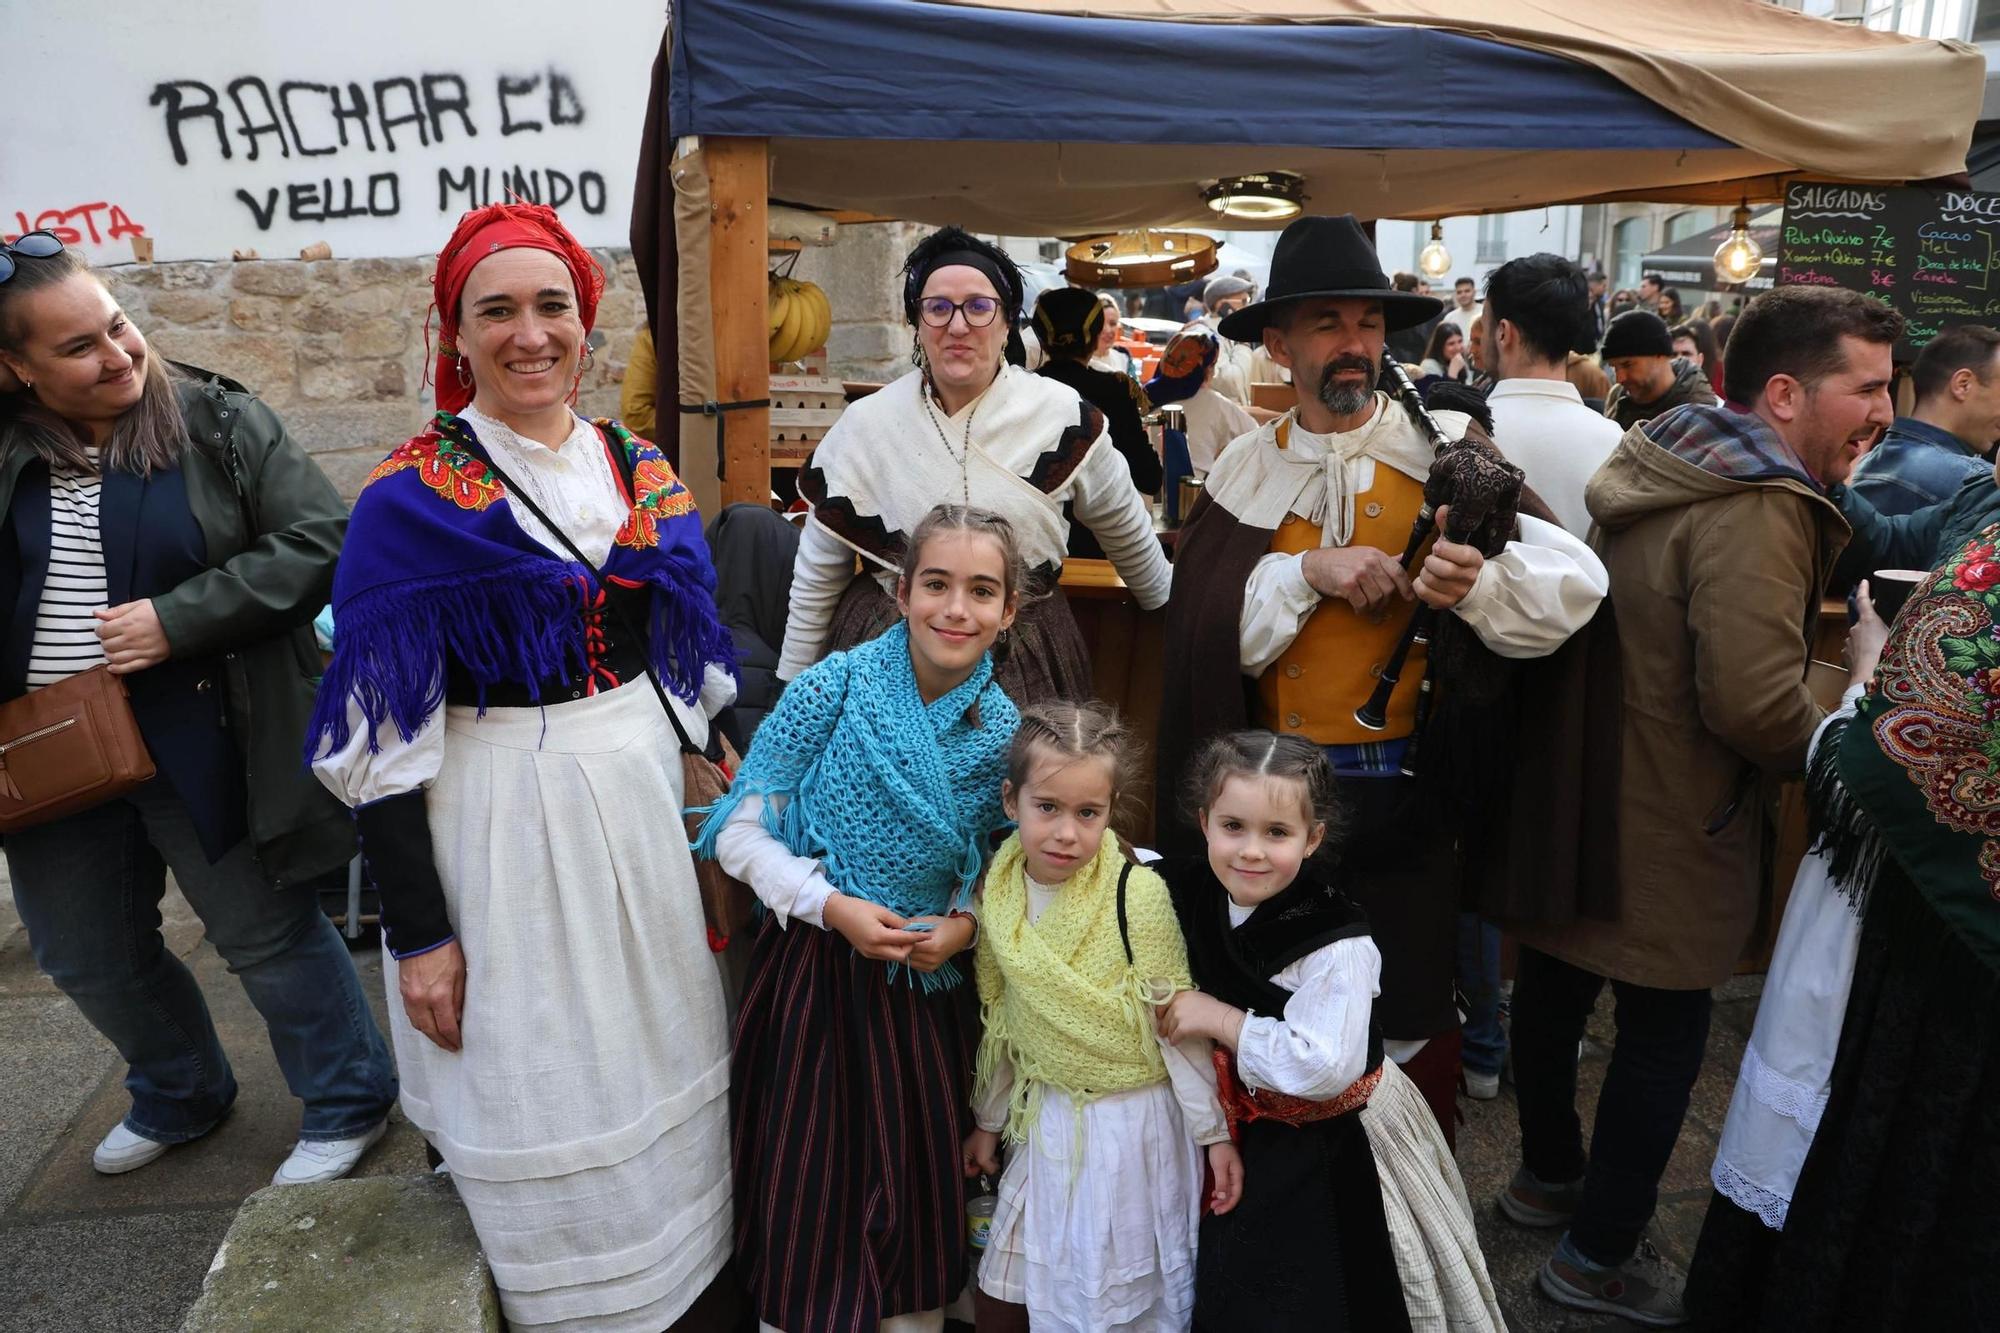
top-left (0, 861), bottom-right (1761, 1332)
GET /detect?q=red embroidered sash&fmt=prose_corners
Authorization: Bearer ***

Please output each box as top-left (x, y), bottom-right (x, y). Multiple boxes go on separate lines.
top-left (1213, 1047), bottom-right (1381, 1138)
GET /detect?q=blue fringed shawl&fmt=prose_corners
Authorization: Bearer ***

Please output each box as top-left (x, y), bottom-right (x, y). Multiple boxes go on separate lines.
top-left (307, 412), bottom-right (733, 757)
top-left (691, 622), bottom-right (1016, 990)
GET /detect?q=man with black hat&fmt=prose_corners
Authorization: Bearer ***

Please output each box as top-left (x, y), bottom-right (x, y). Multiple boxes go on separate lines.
top-left (1601, 309), bottom-right (1717, 429)
top-left (1158, 215), bottom-right (1608, 1141)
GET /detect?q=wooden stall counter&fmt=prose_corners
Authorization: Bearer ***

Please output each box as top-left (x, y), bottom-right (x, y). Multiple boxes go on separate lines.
top-left (1062, 558), bottom-right (1167, 840)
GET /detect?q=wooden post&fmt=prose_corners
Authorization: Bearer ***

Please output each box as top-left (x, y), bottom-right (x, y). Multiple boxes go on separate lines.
top-left (707, 136), bottom-right (771, 507)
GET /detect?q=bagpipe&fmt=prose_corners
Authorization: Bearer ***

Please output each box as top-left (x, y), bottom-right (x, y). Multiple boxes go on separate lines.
top-left (1353, 356), bottom-right (1526, 775)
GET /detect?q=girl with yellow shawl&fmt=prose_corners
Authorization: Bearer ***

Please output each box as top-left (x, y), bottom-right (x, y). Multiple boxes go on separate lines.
top-left (962, 702), bottom-right (1240, 1333)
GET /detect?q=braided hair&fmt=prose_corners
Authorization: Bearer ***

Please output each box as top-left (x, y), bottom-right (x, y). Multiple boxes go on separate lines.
top-left (1007, 700), bottom-right (1145, 837)
top-left (1180, 730), bottom-right (1344, 861)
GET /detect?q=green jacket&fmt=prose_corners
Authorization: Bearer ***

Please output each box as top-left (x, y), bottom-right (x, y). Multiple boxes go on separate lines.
top-left (0, 367), bottom-right (353, 887)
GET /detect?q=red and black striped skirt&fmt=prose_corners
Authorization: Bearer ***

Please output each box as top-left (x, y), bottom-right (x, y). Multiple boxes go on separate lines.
top-left (731, 913), bottom-right (975, 1333)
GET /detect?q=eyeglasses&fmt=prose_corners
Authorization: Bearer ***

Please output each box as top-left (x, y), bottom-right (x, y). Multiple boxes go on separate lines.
top-left (0, 231), bottom-right (64, 284)
top-left (918, 295), bottom-right (1003, 329)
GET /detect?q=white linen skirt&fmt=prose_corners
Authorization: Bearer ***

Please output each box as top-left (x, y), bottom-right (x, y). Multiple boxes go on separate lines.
top-left (1358, 1059), bottom-right (1505, 1332)
top-left (386, 681), bottom-right (733, 1332)
top-left (1710, 844), bottom-right (1862, 1231)
top-left (976, 1079), bottom-right (1203, 1332)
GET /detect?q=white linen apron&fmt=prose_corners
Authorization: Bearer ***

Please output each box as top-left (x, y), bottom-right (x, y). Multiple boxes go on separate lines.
top-left (387, 680), bottom-right (732, 1332)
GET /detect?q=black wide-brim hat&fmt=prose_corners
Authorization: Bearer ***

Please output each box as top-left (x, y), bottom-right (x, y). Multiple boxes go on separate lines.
top-left (1217, 214), bottom-right (1444, 342)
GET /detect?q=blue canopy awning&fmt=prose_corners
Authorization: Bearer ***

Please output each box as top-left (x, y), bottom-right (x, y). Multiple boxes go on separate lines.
top-left (671, 0), bottom-right (1730, 153)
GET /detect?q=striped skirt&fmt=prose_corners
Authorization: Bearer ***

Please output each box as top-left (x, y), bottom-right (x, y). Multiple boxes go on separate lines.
top-left (731, 913), bottom-right (974, 1332)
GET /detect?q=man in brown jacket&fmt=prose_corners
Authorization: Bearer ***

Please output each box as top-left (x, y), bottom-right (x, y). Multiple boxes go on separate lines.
top-left (1503, 286), bottom-right (1900, 1326)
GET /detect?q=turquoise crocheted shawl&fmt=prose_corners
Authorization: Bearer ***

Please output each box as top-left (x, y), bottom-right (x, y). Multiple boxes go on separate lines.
top-left (692, 621), bottom-right (1016, 988)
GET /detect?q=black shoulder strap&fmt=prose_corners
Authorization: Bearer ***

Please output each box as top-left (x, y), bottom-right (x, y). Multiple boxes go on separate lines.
top-left (470, 427), bottom-right (703, 757)
top-left (1116, 861), bottom-right (1134, 966)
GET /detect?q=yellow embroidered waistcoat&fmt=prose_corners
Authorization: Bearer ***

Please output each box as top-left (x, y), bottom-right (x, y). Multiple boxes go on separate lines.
top-left (1257, 464), bottom-right (1431, 745)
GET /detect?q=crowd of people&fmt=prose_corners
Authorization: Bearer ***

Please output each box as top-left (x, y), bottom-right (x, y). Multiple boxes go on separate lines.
top-left (1, 196), bottom-right (1996, 1333)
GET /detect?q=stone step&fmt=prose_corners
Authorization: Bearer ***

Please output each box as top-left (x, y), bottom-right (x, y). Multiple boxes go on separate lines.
top-left (180, 1174), bottom-right (499, 1332)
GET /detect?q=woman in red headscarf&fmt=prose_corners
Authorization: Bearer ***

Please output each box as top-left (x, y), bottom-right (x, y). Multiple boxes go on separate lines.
top-left (309, 204), bottom-right (740, 1332)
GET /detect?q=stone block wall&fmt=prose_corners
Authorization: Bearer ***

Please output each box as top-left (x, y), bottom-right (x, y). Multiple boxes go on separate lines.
top-left (787, 220), bottom-right (930, 382)
top-left (103, 222), bottom-right (919, 502)
top-left (105, 252), bottom-right (643, 501)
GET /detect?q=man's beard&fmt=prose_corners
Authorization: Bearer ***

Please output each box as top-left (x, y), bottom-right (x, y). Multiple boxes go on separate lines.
top-left (1315, 356), bottom-right (1377, 417)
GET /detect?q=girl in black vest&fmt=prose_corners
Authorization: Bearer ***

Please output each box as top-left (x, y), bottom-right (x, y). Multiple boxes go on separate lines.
top-left (1154, 731), bottom-right (1504, 1332)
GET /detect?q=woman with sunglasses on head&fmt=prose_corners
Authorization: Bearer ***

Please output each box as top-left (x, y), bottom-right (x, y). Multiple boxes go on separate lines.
top-left (308, 204), bottom-right (740, 1331)
top-left (779, 226), bottom-right (1172, 706)
top-left (0, 234), bottom-right (396, 1184)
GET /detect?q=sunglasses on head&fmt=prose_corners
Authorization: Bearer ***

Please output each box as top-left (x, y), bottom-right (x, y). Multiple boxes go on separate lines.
top-left (0, 231), bottom-right (66, 284)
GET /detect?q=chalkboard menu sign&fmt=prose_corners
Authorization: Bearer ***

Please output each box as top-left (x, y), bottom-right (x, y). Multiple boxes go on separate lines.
top-left (1778, 183), bottom-right (2000, 355)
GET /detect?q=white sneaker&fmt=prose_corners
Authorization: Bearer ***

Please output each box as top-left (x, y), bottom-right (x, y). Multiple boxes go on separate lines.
top-left (1464, 1069), bottom-right (1501, 1101)
top-left (93, 1122), bottom-right (172, 1175)
top-left (270, 1119), bottom-right (388, 1186)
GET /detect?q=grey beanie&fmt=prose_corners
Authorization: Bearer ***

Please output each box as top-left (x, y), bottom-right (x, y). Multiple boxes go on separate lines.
top-left (1600, 309), bottom-right (1674, 359)
top-left (1203, 274), bottom-right (1254, 306)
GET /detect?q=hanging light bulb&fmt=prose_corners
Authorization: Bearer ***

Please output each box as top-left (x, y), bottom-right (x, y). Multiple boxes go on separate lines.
top-left (1418, 221), bottom-right (1452, 280)
top-left (1713, 204), bottom-right (1764, 285)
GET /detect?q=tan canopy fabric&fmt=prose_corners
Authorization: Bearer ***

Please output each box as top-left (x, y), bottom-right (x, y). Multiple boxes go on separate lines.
top-left (747, 0), bottom-right (1983, 231)
top-left (934, 0), bottom-right (1983, 185)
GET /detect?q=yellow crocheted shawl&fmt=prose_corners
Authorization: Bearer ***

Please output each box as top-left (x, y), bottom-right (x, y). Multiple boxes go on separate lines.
top-left (973, 829), bottom-right (1194, 1143)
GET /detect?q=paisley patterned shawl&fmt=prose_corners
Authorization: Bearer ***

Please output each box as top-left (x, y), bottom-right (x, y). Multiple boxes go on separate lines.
top-left (307, 411), bottom-right (732, 757)
top-left (691, 621), bottom-right (1016, 989)
top-left (1833, 522), bottom-right (2000, 974)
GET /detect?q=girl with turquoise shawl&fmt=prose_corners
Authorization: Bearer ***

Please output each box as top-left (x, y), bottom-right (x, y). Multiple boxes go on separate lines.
top-left (695, 504), bottom-right (1024, 1333)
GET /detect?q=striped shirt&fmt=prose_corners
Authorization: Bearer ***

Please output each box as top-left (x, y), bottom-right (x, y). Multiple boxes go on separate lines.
top-left (26, 450), bottom-right (109, 689)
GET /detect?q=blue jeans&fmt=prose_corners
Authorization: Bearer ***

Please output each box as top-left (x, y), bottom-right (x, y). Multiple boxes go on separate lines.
top-left (1456, 912), bottom-right (1506, 1078)
top-left (6, 781), bottom-right (395, 1143)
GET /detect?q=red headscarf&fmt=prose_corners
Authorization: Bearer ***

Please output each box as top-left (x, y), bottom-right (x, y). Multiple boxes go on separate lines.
top-left (428, 203), bottom-right (606, 414)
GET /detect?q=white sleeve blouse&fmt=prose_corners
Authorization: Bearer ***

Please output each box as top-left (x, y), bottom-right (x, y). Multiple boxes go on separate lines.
top-left (1234, 931), bottom-right (1384, 1103)
top-left (311, 662), bottom-right (736, 810)
top-left (1068, 434), bottom-right (1174, 611)
top-left (775, 515), bottom-right (857, 683)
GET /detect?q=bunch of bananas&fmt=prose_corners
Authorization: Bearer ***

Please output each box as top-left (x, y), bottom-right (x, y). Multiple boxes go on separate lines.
top-left (768, 276), bottom-right (831, 365)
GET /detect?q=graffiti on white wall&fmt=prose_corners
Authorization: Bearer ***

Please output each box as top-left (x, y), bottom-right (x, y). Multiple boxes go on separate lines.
top-left (8, 2), bottom-right (660, 260)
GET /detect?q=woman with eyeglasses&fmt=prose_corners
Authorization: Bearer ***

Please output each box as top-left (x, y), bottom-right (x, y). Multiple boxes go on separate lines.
top-left (0, 234), bottom-right (396, 1184)
top-left (779, 226), bottom-right (1172, 705)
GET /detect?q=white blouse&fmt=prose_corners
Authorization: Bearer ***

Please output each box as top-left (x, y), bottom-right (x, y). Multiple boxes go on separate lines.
top-left (460, 407), bottom-right (622, 565)
top-left (711, 793), bottom-right (837, 929)
top-left (972, 875), bottom-right (1230, 1146)
top-left (1226, 898), bottom-right (1384, 1102)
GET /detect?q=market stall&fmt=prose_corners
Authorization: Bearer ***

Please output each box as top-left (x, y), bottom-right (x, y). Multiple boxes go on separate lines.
top-left (639, 0), bottom-right (1981, 508)
top-left (635, 0), bottom-right (1982, 845)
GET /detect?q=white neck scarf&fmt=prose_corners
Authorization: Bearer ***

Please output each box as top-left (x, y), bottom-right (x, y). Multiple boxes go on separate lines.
top-left (1205, 392), bottom-right (1466, 544)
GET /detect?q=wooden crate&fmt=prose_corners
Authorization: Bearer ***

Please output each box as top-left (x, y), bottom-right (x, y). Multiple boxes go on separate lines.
top-left (770, 370), bottom-right (846, 466)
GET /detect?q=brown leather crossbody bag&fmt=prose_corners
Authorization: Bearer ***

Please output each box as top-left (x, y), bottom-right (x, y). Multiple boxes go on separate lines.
top-left (0, 664), bottom-right (156, 832)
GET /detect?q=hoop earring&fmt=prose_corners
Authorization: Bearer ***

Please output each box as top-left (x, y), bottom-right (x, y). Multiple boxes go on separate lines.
top-left (580, 343), bottom-right (595, 367)
top-left (455, 358), bottom-right (473, 389)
